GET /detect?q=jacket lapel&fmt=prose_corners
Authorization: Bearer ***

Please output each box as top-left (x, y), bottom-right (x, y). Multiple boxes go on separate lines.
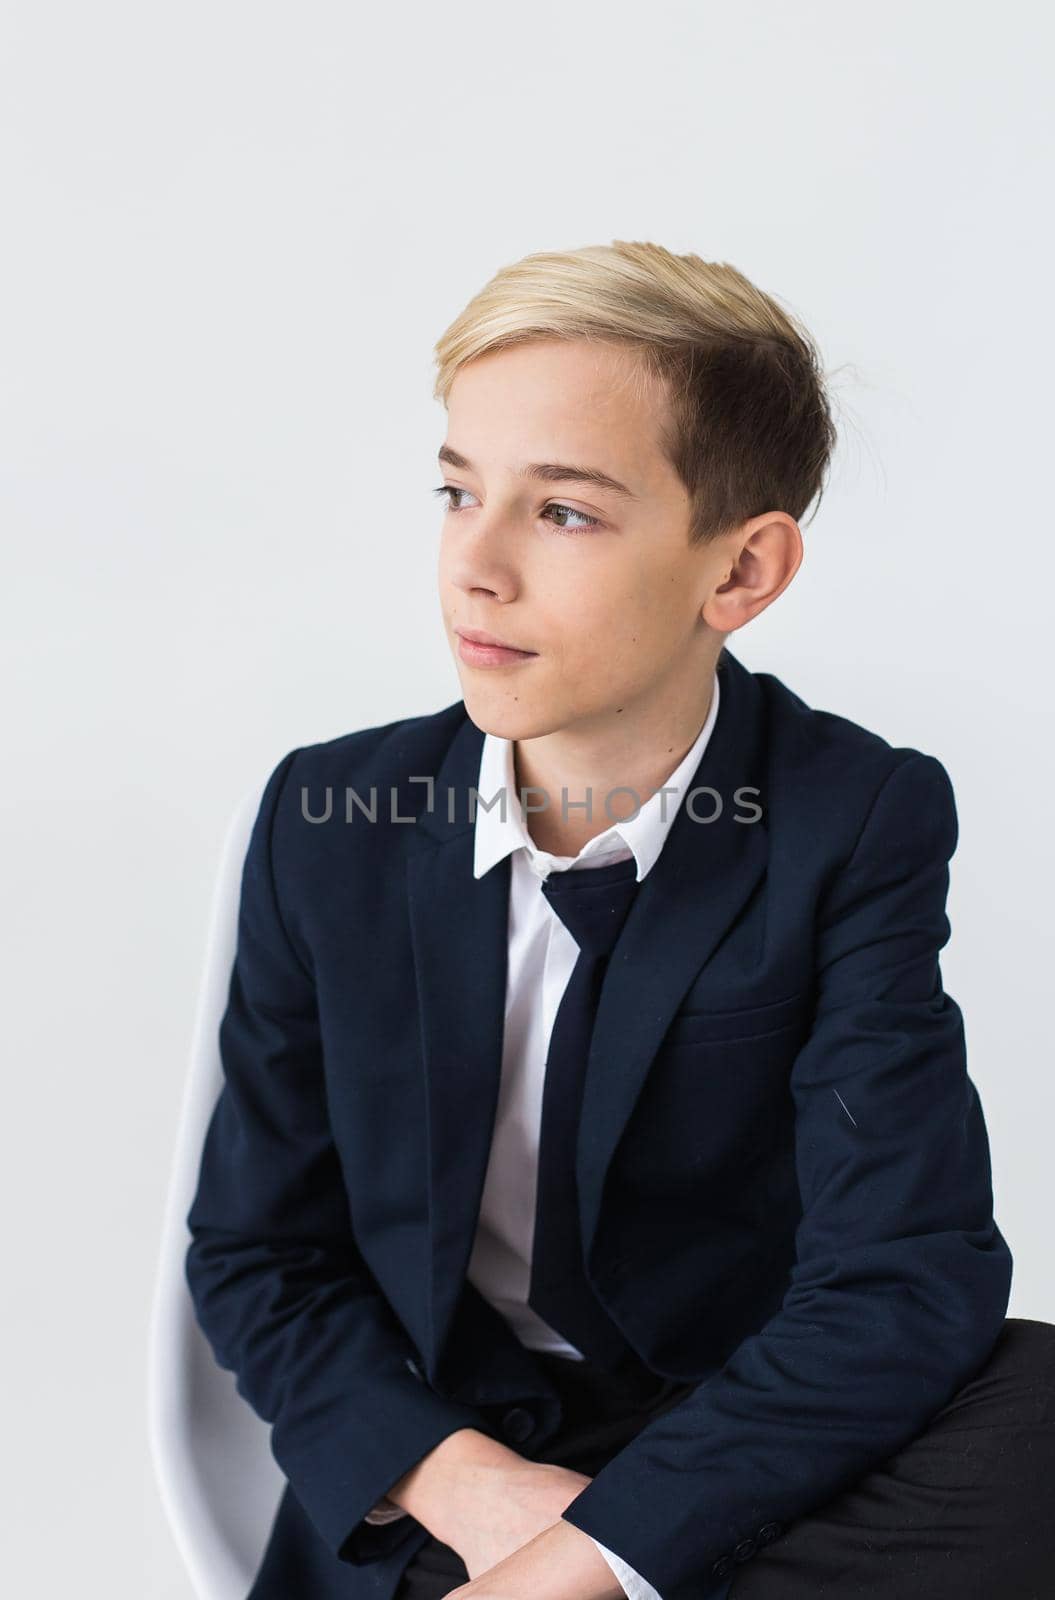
top-left (405, 648), bottom-right (769, 1364)
top-left (576, 650), bottom-right (769, 1261)
top-left (405, 716), bottom-right (508, 1365)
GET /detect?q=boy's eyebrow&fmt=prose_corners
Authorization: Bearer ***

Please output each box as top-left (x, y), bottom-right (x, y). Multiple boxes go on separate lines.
top-left (438, 443), bottom-right (639, 500)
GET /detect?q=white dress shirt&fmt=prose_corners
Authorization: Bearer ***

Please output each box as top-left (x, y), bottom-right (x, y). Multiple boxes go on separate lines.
top-left (366, 672), bottom-right (722, 1600)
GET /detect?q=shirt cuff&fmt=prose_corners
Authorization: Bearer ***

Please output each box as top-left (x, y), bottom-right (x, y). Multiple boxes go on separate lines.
top-left (589, 1534), bottom-right (665, 1600)
top-left (363, 1495), bottom-right (411, 1526)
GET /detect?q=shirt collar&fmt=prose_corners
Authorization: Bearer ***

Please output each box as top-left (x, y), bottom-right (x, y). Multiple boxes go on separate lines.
top-left (472, 669), bottom-right (721, 884)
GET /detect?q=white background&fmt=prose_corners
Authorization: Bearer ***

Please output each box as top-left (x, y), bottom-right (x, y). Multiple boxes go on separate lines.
top-left (2, 2), bottom-right (1052, 1594)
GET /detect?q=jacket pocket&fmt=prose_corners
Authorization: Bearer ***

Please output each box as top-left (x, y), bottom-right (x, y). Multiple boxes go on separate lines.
top-left (661, 990), bottom-right (811, 1047)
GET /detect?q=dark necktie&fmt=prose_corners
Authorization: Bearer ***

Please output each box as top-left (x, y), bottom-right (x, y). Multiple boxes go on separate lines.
top-left (528, 853), bottom-right (641, 1362)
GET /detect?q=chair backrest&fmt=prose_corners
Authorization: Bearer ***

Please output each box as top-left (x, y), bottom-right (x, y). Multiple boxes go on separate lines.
top-left (148, 777), bottom-right (286, 1600)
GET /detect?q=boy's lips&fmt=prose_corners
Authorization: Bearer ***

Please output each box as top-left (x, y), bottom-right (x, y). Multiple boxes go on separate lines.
top-left (455, 627), bottom-right (539, 667)
top-left (455, 626), bottom-right (537, 652)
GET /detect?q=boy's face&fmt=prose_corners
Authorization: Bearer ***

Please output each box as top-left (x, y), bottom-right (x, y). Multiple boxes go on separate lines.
top-left (437, 337), bottom-right (751, 742)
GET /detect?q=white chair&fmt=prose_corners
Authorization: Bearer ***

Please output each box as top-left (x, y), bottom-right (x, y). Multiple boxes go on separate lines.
top-left (148, 777), bottom-right (283, 1600)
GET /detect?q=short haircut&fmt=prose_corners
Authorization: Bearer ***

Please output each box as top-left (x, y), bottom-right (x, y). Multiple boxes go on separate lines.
top-left (433, 240), bottom-right (837, 545)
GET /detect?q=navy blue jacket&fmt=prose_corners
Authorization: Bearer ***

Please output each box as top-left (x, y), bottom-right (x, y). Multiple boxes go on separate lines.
top-left (185, 645), bottom-right (1012, 1599)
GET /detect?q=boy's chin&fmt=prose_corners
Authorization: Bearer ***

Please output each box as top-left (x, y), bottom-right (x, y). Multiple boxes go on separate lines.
top-left (463, 705), bottom-right (547, 742)
top-left (459, 685), bottom-right (564, 744)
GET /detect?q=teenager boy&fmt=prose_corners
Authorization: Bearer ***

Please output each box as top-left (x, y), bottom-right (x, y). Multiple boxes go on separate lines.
top-left (185, 242), bottom-right (1055, 1600)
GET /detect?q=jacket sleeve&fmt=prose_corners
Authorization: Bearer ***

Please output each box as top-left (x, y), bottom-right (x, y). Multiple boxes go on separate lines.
top-left (184, 749), bottom-right (490, 1565)
top-left (560, 752), bottom-right (1014, 1599)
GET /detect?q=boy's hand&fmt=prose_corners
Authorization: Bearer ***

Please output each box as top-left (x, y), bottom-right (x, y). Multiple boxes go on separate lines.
top-left (387, 1428), bottom-right (592, 1578)
top-left (446, 1520), bottom-right (627, 1599)
top-left (439, 1456), bottom-right (594, 1578)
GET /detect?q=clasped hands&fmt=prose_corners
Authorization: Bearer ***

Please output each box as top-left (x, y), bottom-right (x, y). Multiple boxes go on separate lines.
top-left (387, 1427), bottom-right (626, 1600)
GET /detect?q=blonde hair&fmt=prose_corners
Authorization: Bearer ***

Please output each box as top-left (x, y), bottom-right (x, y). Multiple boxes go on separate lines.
top-left (432, 240), bottom-right (837, 545)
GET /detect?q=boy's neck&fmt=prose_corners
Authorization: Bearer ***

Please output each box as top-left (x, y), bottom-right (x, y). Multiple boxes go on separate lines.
top-left (512, 671), bottom-right (719, 861)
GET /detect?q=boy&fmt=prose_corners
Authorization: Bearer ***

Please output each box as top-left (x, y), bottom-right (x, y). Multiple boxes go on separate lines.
top-left (185, 241), bottom-right (1055, 1599)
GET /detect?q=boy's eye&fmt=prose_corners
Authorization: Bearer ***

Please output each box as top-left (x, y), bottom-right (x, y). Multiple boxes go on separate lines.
top-left (432, 484), bottom-right (476, 514)
top-left (430, 484), bottom-right (601, 533)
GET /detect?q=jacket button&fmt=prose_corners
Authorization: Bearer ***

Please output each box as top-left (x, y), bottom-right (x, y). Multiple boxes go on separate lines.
top-left (710, 1554), bottom-right (734, 1579)
top-left (758, 1521), bottom-right (784, 1544)
top-left (733, 1537), bottom-right (757, 1561)
top-left (501, 1406), bottom-right (535, 1444)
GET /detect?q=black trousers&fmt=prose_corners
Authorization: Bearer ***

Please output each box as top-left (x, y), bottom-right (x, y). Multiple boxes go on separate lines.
top-left (393, 1317), bottom-right (1055, 1599)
